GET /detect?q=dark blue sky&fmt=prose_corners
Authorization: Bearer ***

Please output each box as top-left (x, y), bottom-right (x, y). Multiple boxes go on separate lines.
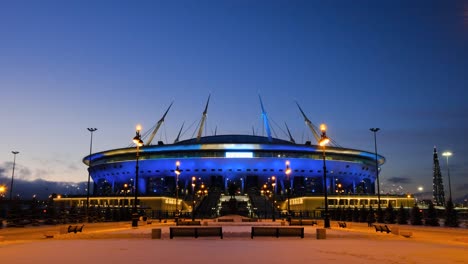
top-left (0, 1), bottom-right (467, 199)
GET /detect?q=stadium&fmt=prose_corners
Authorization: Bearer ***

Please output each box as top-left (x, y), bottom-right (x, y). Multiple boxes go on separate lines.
top-left (57, 97), bottom-right (412, 220)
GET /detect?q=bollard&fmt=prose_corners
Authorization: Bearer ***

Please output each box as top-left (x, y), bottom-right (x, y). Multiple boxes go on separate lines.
top-left (391, 226), bottom-right (399, 235)
top-left (316, 228), bottom-right (326, 239)
top-left (152, 228), bottom-right (162, 239)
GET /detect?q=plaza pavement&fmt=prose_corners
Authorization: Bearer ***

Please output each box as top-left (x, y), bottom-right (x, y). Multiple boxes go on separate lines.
top-left (0, 219), bottom-right (467, 264)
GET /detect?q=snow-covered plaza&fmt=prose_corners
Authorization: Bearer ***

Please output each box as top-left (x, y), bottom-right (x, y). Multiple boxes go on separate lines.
top-left (1, 219), bottom-right (467, 264)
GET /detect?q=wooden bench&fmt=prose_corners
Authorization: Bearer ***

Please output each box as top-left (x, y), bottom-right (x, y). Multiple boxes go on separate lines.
top-left (338, 222), bottom-right (347, 228)
top-left (251, 227), bottom-right (304, 239)
top-left (68, 225), bottom-right (85, 233)
top-left (176, 220), bottom-right (201, 226)
top-left (170, 227), bottom-right (223, 239)
top-left (290, 219), bottom-right (317, 226)
top-left (373, 224), bottom-right (391, 233)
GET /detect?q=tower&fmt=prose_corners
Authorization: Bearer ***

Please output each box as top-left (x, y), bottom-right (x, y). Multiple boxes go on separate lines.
top-left (432, 147), bottom-right (445, 206)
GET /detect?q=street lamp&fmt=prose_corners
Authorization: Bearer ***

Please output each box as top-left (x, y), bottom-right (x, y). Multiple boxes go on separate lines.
top-left (132, 125), bottom-right (144, 227)
top-left (175, 161), bottom-right (181, 222)
top-left (370, 128), bottom-right (383, 223)
top-left (285, 161), bottom-right (292, 222)
top-left (191, 176), bottom-right (196, 221)
top-left (10, 151), bottom-right (19, 201)
top-left (86, 127), bottom-right (97, 223)
top-left (0, 185), bottom-right (6, 199)
top-left (442, 151), bottom-right (453, 202)
top-left (271, 176), bottom-right (276, 221)
top-left (319, 124), bottom-right (330, 228)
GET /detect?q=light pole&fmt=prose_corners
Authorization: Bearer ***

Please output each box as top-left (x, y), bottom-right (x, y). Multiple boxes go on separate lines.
top-left (271, 176), bottom-right (276, 221)
top-left (132, 125), bottom-right (144, 227)
top-left (285, 161), bottom-right (292, 222)
top-left (0, 185), bottom-right (6, 199)
top-left (175, 161), bottom-right (181, 222)
top-left (442, 151), bottom-right (453, 202)
top-left (86, 128), bottom-right (97, 223)
top-left (10, 151), bottom-right (19, 201)
top-left (191, 176), bottom-right (196, 221)
top-left (370, 128), bottom-right (383, 223)
top-left (319, 124), bottom-right (330, 228)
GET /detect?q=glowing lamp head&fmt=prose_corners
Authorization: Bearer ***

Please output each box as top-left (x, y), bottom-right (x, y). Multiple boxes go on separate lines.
top-left (319, 137), bottom-right (330, 146)
top-left (320, 124), bottom-right (327, 132)
top-left (175, 161), bottom-right (181, 175)
top-left (192, 176), bottom-right (196, 181)
top-left (285, 161), bottom-right (292, 175)
top-left (136, 124), bottom-right (142, 132)
top-left (442, 151), bottom-right (452, 157)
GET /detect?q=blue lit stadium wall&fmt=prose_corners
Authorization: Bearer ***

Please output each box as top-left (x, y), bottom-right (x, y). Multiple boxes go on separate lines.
top-left (84, 135), bottom-right (385, 197)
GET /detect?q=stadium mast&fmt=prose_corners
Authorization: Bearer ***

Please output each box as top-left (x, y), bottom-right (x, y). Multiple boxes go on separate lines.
top-left (146, 102), bottom-right (173, 146)
top-left (285, 122), bottom-right (296, 143)
top-left (197, 95), bottom-right (210, 142)
top-left (296, 102), bottom-right (321, 143)
top-left (173, 122), bottom-right (184, 143)
top-left (259, 95), bottom-right (272, 142)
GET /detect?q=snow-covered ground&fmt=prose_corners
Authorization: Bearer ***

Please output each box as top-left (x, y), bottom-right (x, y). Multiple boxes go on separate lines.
top-left (0, 219), bottom-right (467, 264)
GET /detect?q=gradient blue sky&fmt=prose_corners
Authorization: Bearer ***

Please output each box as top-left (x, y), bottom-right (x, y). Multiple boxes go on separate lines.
top-left (1, 1), bottom-right (467, 199)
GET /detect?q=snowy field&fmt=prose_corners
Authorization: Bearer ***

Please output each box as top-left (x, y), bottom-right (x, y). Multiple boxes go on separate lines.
top-left (0, 220), bottom-right (467, 264)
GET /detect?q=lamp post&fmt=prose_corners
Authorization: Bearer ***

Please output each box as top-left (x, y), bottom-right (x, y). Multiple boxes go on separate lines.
top-left (86, 128), bottom-right (97, 223)
top-left (175, 161), bottom-right (181, 222)
top-left (191, 176), bottom-right (196, 221)
top-left (132, 125), bottom-right (144, 227)
top-left (10, 151), bottom-right (19, 201)
top-left (0, 185), bottom-right (6, 199)
top-left (442, 151), bottom-right (453, 202)
top-left (319, 124), bottom-right (330, 228)
top-left (261, 185), bottom-right (268, 219)
top-left (285, 161), bottom-right (292, 222)
top-left (123, 183), bottom-right (129, 207)
top-left (271, 176), bottom-right (276, 221)
top-left (370, 128), bottom-right (383, 223)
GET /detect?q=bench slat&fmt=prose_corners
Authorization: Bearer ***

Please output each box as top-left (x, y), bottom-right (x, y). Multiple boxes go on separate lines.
top-left (251, 227), bottom-right (304, 239)
top-left (170, 227), bottom-right (223, 239)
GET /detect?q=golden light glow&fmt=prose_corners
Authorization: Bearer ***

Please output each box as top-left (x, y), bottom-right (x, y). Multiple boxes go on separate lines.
top-left (136, 124), bottom-right (142, 132)
top-left (0, 186), bottom-right (5, 193)
top-left (320, 124), bottom-right (327, 132)
top-left (176, 161), bottom-right (180, 166)
top-left (192, 176), bottom-right (196, 181)
top-left (285, 161), bottom-right (292, 175)
top-left (272, 176), bottom-right (276, 181)
top-left (319, 137), bottom-right (330, 146)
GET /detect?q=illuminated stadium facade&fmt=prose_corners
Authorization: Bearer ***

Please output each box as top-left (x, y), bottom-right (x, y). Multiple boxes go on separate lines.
top-left (84, 135), bottom-right (383, 198)
top-left (75, 97), bottom-right (410, 218)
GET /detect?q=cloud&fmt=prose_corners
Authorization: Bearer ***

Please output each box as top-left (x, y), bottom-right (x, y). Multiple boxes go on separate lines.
top-left (0, 174), bottom-right (87, 199)
top-left (386, 177), bottom-right (412, 184)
